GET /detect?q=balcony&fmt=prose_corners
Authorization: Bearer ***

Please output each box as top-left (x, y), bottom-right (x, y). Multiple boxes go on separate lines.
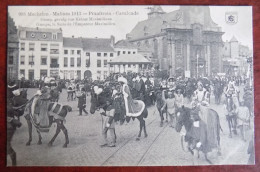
top-left (50, 49), bottom-right (59, 54)
top-left (50, 63), bottom-right (59, 68)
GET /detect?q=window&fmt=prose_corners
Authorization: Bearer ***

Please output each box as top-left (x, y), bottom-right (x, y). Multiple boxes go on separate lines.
top-left (123, 51), bottom-right (126, 54)
top-left (40, 70), bottom-right (48, 78)
top-left (20, 69), bottom-right (25, 77)
top-left (64, 57), bottom-right (68, 67)
top-left (64, 50), bottom-right (68, 54)
top-left (133, 64), bottom-right (136, 68)
top-left (52, 33), bottom-right (57, 40)
top-left (29, 55), bottom-right (34, 65)
top-left (41, 56), bottom-right (47, 65)
top-left (104, 53), bottom-right (107, 57)
top-left (86, 52), bottom-right (90, 56)
top-left (97, 71), bottom-right (101, 80)
top-left (133, 51), bottom-right (136, 54)
top-left (70, 58), bottom-right (74, 67)
top-left (104, 71), bottom-right (108, 79)
top-left (41, 44), bottom-right (47, 51)
top-left (29, 43), bottom-right (35, 51)
top-left (8, 55), bottom-right (13, 65)
top-left (117, 51), bottom-right (120, 56)
top-left (71, 50), bottom-right (74, 55)
top-left (97, 60), bottom-right (101, 67)
top-left (97, 53), bottom-right (101, 57)
top-left (77, 50), bottom-right (81, 55)
top-left (128, 64), bottom-right (131, 68)
top-left (104, 60), bottom-right (107, 67)
top-left (20, 43), bottom-right (25, 51)
top-left (128, 51), bottom-right (131, 54)
top-left (50, 44), bottom-right (59, 54)
top-left (110, 53), bottom-right (114, 57)
top-left (20, 56), bottom-right (25, 65)
top-left (77, 57), bottom-right (81, 67)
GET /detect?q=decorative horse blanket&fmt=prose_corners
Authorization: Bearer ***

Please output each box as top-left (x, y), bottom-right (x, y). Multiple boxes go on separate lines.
top-left (122, 84), bottom-right (145, 117)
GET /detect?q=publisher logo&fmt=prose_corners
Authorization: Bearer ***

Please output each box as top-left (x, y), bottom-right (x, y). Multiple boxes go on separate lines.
top-left (225, 12), bottom-right (238, 25)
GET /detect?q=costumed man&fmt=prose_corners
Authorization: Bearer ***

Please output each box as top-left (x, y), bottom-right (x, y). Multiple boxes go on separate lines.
top-left (7, 104), bottom-right (22, 166)
top-left (12, 88), bottom-right (28, 118)
top-left (224, 81), bottom-right (240, 108)
top-left (180, 109), bottom-right (208, 165)
top-left (119, 76), bottom-right (145, 118)
top-left (7, 82), bottom-right (18, 104)
top-left (191, 80), bottom-right (210, 124)
top-left (31, 86), bottom-right (51, 130)
top-left (100, 99), bottom-right (116, 147)
top-left (174, 86), bottom-right (184, 110)
top-left (236, 101), bottom-right (250, 141)
top-left (135, 74), bottom-right (146, 101)
top-left (76, 88), bottom-right (88, 116)
top-left (165, 91), bottom-right (176, 128)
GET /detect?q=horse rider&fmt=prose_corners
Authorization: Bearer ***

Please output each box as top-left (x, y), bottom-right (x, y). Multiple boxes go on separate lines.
top-left (191, 80), bottom-right (210, 124)
top-left (192, 80), bottom-right (210, 108)
top-left (224, 80), bottom-right (240, 107)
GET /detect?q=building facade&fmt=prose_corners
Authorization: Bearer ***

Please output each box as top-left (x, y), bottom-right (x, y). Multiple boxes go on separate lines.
top-left (7, 14), bottom-right (19, 81)
top-left (222, 36), bottom-right (252, 76)
top-left (18, 27), bottom-right (63, 80)
top-left (126, 6), bottom-right (224, 78)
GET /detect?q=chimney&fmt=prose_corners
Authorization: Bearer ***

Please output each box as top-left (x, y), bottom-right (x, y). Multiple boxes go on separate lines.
top-left (126, 34), bottom-right (132, 40)
top-left (110, 35), bottom-right (115, 46)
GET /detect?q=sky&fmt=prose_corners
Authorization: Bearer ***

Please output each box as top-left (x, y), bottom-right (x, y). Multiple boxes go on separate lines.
top-left (8, 5), bottom-right (253, 49)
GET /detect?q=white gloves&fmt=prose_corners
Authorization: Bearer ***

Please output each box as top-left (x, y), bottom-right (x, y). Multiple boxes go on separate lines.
top-left (180, 131), bottom-right (186, 136)
top-left (196, 142), bottom-right (202, 148)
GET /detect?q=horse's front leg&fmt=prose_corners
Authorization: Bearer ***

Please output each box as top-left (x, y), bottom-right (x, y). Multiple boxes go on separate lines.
top-left (143, 120), bottom-right (148, 138)
top-left (60, 121), bottom-right (69, 148)
top-left (226, 115), bottom-right (232, 138)
top-left (26, 119), bottom-right (32, 146)
top-left (48, 121), bottom-right (61, 147)
top-left (36, 129), bottom-right (42, 145)
top-left (136, 118), bottom-right (143, 141)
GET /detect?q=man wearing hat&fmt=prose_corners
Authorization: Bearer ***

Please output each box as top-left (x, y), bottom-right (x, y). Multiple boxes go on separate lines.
top-left (100, 99), bottom-right (116, 147)
top-left (165, 91), bottom-right (176, 128)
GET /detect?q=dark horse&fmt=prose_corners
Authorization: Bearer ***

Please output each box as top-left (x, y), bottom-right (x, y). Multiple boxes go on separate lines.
top-left (155, 90), bottom-right (168, 127)
top-left (89, 86), bottom-right (148, 141)
top-left (14, 93), bottom-right (72, 148)
top-left (175, 106), bottom-right (221, 164)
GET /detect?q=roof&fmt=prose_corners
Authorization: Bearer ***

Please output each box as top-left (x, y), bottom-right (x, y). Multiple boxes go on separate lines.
top-left (114, 40), bottom-right (137, 49)
top-left (8, 33), bottom-right (18, 43)
top-left (109, 53), bottom-right (152, 64)
top-left (18, 26), bottom-right (62, 33)
top-left (230, 36), bottom-right (238, 42)
top-left (63, 37), bottom-right (82, 48)
top-left (128, 6), bottom-right (221, 40)
top-left (81, 38), bottom-right (114, 52)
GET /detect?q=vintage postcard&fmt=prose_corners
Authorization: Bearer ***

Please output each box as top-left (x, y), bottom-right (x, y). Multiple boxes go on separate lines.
top-left (7, 5), bottom-right (254, 166)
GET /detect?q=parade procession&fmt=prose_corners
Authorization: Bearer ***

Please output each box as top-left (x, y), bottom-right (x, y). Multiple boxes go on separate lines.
top-left (7, 6), bottom-right (254, 166)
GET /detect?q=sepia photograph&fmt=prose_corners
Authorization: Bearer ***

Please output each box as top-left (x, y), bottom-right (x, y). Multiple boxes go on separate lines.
top-left (7, 5), bottom-right (254, 166)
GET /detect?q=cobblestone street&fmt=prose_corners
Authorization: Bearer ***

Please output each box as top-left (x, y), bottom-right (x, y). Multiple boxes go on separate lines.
top-left (7, 88), bottom-right (253, 166)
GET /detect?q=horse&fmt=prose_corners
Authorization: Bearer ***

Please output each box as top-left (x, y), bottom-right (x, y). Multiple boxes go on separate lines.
top-left (13, 94), bottom-right (72, 148)
top-left (225, 95), bottom-right (238, 138)
top-left (155, 90), bottom-right (168, 127)
top-left (175, 106), bottom-right (221, 164)
top-left (89, 85), bottom-right (149, 141)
